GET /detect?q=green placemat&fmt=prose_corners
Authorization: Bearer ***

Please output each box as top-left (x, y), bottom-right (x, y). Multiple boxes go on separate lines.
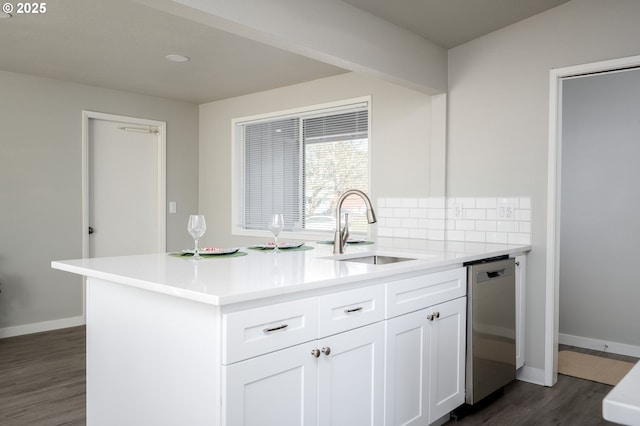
top-left (317, 240), bottom-right (374, 245)
top-left (248, 245), bottom-right (314, 252)
top-left (169, 251), bottom-right (248, 259)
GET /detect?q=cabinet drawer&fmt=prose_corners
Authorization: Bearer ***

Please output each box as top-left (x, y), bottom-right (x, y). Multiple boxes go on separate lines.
top-left (318, 285), bottom-right (385, 337)
top-left (386, 267), bottom-right (466, 318)
top-left (222, 297), bottom-right (318, 364)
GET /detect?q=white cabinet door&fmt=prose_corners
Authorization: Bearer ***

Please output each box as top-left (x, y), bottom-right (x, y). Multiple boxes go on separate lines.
top-left (318, 322), bottom-right (385, 426)
top-left (428, 297), bottom-right (466, 423)
top-left (386, 297), bottom-right (467, 426)
top-left (385, 309), bottom-right (430, 426)
top-left (223, 342), bottom-right (319, 426)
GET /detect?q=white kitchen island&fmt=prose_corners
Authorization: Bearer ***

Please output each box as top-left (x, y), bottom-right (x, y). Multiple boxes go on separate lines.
top-left (603, 360), bottom-right (640, 426)
top-left (52, 240), bottom-right (529, 426)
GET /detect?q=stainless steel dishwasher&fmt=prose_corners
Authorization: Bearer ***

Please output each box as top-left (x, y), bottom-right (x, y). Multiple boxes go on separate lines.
top-left (465, 257), bottom-right (516, 404)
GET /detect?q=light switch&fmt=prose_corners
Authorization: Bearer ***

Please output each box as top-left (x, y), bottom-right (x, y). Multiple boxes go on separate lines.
top-left (497, 201), bottom-right (514, 220)
top-left (169, 202), bottom-right (177, 214)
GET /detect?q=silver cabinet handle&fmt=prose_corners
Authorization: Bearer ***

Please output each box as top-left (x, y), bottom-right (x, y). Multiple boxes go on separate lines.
top-left (321, 347), bottom-right (331, 356)
top-left (311, 349), bottom-right (321, 358)
top-left (344, 306), bottom-right (363, 314)
top-left (427, 312), bottom-right (440, 321)
top-left (263, 324), bottom-right (288, 334)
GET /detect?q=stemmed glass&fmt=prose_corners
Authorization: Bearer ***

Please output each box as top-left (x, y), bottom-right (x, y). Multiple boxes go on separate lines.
top-left (187, 215), bottom-right (207, 260)
top-left (268, 214), bottom-right (284, 252)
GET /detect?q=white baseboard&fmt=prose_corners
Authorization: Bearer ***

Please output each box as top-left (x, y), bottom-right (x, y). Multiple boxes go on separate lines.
top-left (0, 316), bottom-right (85, 339)
top-left (559, 333), bottom-right (640, 358)
top-left (516, 365), bottom-right (546, 386)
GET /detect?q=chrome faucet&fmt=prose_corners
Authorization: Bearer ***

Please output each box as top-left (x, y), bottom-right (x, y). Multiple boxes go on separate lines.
top-left (334, 189), bottom-right (377, 254)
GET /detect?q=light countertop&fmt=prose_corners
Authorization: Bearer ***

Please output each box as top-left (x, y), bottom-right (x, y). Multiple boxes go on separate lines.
top-left (51, 239), bottom-right (530, 306)
top-left (603, 361), bottom-right (640, 426)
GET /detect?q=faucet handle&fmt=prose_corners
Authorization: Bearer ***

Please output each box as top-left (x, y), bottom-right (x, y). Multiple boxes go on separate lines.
top-left (341, 213), bottom-right (350, 245)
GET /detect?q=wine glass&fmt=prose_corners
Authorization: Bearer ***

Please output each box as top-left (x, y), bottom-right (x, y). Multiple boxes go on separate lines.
top-left (187, 215), bottom-right (206, 260)
top-left (268, 214), bottom-right (284, 252)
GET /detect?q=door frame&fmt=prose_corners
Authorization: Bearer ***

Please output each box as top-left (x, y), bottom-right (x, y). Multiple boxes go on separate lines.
top-left (545, 54), bottom-right (640, 386)
top-left (81, 111), bottom-right (167, 259)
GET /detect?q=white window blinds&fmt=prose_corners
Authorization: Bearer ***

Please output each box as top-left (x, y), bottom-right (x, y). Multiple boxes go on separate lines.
top-left (243, 117), bottom-right (301, 230)
top-left (237, 100), bottom-right (369, 234)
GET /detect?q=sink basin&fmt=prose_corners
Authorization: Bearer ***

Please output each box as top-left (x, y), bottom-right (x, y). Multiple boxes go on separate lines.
top-left (337, 255), bottom-right (416, 265)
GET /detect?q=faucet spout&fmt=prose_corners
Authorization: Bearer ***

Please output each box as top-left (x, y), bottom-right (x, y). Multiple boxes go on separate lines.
top-left (333, 189), bottom-right (376, 254)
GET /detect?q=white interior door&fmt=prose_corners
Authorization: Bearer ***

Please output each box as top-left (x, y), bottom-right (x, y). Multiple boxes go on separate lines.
top-left (86, 114), bottom-right (165, 257)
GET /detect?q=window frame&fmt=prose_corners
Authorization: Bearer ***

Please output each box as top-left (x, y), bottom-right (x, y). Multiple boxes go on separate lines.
top-left (231, 96), bottom-right (372, 240)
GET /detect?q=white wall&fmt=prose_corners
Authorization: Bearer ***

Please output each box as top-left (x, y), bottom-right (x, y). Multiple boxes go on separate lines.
top-left (199, 72), bottom-right (434, 247)
top-left (0, 70), bottom-right (199, 336)
top-left (447, 0), bottom-right (640, 374)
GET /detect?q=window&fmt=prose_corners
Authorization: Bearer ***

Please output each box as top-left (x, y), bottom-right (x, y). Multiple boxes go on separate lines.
top-left (233, 98), bottom-right (370, 237)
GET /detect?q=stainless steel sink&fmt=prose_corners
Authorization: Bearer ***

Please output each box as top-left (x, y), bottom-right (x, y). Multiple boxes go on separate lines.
top-left (337, 255), bottom-right (416, 265)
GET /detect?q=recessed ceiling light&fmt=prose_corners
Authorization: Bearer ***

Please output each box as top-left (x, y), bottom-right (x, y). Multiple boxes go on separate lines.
top-left (165, 54), bottom-right (190, 62)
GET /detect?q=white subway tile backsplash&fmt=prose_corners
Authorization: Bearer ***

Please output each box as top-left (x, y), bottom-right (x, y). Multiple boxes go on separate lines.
top-left (393, 228), bottom-right (410, 238)
top-left (456, 220), bottom-right (476, 231)
top-left (394, 208), bottom-right (410, 218)
top-left (376, 196), bottom-right (532, 244)
top-left (410, 208), bottom-right (427, 218)
top-left (430, 219), bottom-right (446, 230)
top-left (378, 207), bottom-right (394, 218)
top-left (427, 208), bottom-right (446, 219)
top-left (515, 209), bottom-right (531, 221)
top-left (476, 220), bottom-right (497, 232)
top-left (519, 222), bottom-right (531, 233)
top-left (377, 227), bottom-right (393, 237)
top-left (466, 231), bottom-right (486, 243)
top-left (387, 218), bottom-right (402, 228)
top-left (428, 229), bottom-right (446, 240)
top-left (497, 221), bottom-right (519, 233)
top-left (402, 218), bottom-right (418, 228)
top-left (465, 209), bottom-right (487, 220)
top-left (486, 232), bottom-right (508, 244)
top-left (508, 233), bottom-right (531, 245)
top-left (386, 199), bottom-right (402, 208)
top-left (446, 230), bottom-right (465, 241)
top-left (410, 228), bottom-right (428, 239)
top-left (401, 198), bottom-right (419, 208)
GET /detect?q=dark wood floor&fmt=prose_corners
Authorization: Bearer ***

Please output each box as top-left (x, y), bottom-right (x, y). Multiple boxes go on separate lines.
top-left (447, 345), bottom-right (639, 426)
top-left (0, 326), bottom-right (86, 425)
top-left (0, 327), bottom-right (637, 425)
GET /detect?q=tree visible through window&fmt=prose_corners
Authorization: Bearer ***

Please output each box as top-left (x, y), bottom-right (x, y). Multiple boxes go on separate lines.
top-left (236, 100), bottom-right (369, 236)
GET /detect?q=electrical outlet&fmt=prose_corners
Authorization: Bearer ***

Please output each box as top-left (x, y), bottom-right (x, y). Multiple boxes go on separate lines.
top-left (497, 202), bottom-right (514, 220)
top-left (452, 203), bottom-right (463, 219)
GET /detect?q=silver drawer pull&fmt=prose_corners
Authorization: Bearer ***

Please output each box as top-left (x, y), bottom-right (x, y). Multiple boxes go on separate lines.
top-left (263, 324), bottom-right (288, 334)
top-left (344, 306), bottom-right (363, 314)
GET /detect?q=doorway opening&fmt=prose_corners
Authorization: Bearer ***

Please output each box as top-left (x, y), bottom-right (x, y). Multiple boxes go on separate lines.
top-left (546, 54), bottom-right (640, 386)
